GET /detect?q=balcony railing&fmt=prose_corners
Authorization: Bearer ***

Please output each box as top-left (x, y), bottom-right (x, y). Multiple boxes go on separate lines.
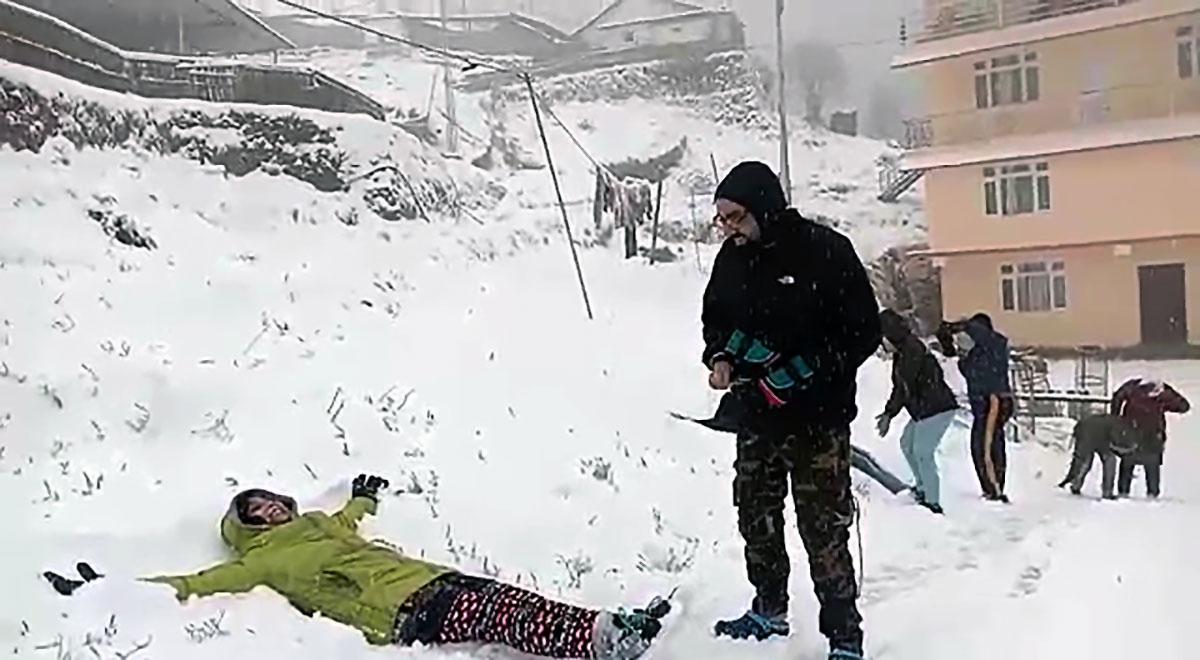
top-left (908, 0), bottom-right (1137, 44)
top-left (900, 80), bottom-right (1200, 149)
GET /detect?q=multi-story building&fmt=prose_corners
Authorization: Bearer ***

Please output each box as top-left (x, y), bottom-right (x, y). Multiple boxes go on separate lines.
top-left (889, 0), bottom-right (1200, 351)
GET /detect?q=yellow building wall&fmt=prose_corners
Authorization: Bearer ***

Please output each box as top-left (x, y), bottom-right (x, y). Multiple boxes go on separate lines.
top-left (918, 9), bottom-right (1200, 146)
top-left (941, 238), bottom-right (1200, 348)
top-left (924, 138), bottom-right (1200, 252)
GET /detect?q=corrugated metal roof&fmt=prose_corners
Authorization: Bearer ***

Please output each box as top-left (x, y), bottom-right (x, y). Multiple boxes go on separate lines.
top-left (10, 0), bottom-right (293, 52)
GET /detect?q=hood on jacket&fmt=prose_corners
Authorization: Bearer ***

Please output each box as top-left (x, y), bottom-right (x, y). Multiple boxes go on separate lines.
top-left (221, 488), bottom-right (299, 555)
top-left (964, 313), bottom-right (995, 342)
top-left (714, 161), bottom-right (788, 228)
top-left (879, 309), bottom-right (913, 345)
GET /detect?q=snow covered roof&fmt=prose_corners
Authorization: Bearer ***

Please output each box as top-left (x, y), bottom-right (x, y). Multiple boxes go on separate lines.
top-left (357, 12), bottom-right (571, 42)
top-left (893, 0), bottom-right (1198, 69)
top-left (572, 0), bottom-right (706, 37)
top-left (913, 231), bottom-right (1200, 257)
top-left (8, 0), bottom-right (293, 52)
top-left (595, 9), bottom-right (732, 31)
top-left (903, 114), bottom-right (1200, 170)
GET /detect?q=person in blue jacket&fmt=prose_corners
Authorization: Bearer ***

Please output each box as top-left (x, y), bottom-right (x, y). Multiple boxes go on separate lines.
top-left (937, 313), bottom-right (1013, 503)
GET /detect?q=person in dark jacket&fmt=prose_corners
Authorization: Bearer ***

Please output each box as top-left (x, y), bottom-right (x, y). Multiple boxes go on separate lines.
top-left (936, 314), bottom-right (1013, 502)
top-left (1057, 413), bottom-right (1140, 499)
top-left (701, 161), bottom-right (880, 660)
top-left (1111, 378), bottom-right (1191, 498)
top-left (876, 310), bottom-right (959, 514)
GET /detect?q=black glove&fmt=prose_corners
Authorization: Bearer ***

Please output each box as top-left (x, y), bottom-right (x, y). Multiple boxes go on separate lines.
top-left (935, 321), bottom-right (959, 358)
top-left (351, 474), bottom-right (389, 502)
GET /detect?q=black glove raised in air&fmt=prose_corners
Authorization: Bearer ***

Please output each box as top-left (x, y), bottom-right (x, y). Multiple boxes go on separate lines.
top-left (351, 474), bottom-right (390, 502)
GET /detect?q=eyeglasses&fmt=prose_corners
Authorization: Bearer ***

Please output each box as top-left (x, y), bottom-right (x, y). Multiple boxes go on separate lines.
top-left (712, 208), bottom-right (748, 228)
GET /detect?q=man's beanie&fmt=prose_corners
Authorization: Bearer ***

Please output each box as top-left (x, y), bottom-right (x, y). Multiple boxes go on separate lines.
top-left (714, 161), bottom-right (788, 224)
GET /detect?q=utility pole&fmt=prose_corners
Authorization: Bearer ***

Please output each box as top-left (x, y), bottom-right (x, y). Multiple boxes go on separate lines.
top-left (441, 0), bottom-right (460, 156)
top-left (774, 0), bottom-right (792, 203)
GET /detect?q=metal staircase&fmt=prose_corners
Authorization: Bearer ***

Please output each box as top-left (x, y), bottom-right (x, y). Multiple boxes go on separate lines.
top-left (877, 164), bottom-right (924, 203)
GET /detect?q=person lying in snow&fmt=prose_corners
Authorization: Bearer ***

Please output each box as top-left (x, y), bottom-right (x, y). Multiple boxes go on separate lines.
top-left (46, 475), bottom-right (667, 660)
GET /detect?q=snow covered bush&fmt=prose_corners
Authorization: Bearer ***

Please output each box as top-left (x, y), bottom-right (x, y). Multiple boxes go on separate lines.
top-left (0, 69), bottom-right (504, 221)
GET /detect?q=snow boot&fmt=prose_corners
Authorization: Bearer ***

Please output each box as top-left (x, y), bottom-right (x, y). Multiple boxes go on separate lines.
top-left (592, 596), bottom-right (670, 660)
top-left (713, 611), bottom-right (790, 641)
top-left (43, 571), bottom-right (84, 596)
top-left (592, 613), bottom-right (655, 660)
top-left (921, 501), bottom-right (945, 515)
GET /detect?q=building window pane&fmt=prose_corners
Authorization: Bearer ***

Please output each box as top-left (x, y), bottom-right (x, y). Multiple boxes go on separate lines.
top-left (1013, 175), bottom-right (1035, 214)
top-left (991, 68), bottom-right (1024, 105)
top-left (1052, 274), bottom-right (1068, 309)
top-left (1036, 174), bottom-right (1051, 210)
top-left (1001, 278), bottom-right (1015, 310)
top-left (1180, 40), bottom-right (1195, 78)
top-left (975, 74), bottom-right (990, 108)
top-left (1030, 274), bottom-right (1052, 311)
top-left (984, 180), bottom-right (998, 215)
top-left (1000, 178), bottom-right (1011, 215)
top-left (1017, 276), bottom-right (1033, 311)
top-left (1025, 66), bottom-right (1040, 101)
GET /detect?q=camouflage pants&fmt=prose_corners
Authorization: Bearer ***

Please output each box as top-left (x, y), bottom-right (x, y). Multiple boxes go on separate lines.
top-left (734, 423), bottom-right (863, 648)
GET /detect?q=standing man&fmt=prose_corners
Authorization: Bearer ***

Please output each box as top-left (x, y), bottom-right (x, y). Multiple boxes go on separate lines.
top-left (936, 314), bottom-right (1013, 502)
top-left (1112, 378), bottom-right (1191, 498)
top-left (876, 310), bottom-right (959, 514)
top-left (702, 161), bottom-right (880, 660)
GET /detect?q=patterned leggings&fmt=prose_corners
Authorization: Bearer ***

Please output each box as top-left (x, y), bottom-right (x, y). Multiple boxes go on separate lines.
top-left (394, 573), bottom-right (599, 658)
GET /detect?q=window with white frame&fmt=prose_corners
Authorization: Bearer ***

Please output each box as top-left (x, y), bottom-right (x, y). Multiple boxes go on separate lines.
top-left (974, 52), bottom-right (1040, 108)
top-left (1178, 26), bottom-right (1199, 79)
top-left (1000, 261), bottom-right (1067, 312)
top-left (983, 162), bottom-right (1050, 216)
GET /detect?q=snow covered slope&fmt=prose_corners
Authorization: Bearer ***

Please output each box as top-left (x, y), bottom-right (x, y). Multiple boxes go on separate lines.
top-left (257, 48), bottom-right (924, 259)
top-left (2, 55), bottom-right (1197, 660)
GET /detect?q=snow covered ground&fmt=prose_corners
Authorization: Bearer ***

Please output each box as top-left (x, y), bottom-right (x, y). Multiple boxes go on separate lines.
top-left (2, 58), bottom-right (1197, 660)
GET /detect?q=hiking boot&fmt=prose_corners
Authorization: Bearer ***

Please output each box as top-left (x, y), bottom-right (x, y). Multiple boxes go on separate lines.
top-left (713, 610), bottom-right (790, 641)
top-left (593, 611), bottom-right (655, 660)
top-left (593, 596), bottom-right (670, 660)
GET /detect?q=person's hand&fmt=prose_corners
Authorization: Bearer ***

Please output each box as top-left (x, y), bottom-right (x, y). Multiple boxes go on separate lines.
top-left (709, 361), bottom-right (733, 390)
top-left (875, 413), bottom-right (892, 438)
top-left (352, 474), bottom-right (390, 502)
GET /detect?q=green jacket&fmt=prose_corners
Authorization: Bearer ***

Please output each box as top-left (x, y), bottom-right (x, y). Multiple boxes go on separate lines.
top-left (146, 493), bottom-right (450, 645)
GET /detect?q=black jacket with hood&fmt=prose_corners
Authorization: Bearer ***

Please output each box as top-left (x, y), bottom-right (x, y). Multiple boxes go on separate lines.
top-left (701, 161), bottom-right (881, 430)
top-left (879, 311), bottom-right (958, 422)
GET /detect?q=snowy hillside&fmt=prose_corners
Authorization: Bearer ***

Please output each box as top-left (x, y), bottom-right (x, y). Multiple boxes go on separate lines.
top-left (255, 48), bottom-right (924, 259)
top-left (3, 55), bottom-right (1198, 660)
